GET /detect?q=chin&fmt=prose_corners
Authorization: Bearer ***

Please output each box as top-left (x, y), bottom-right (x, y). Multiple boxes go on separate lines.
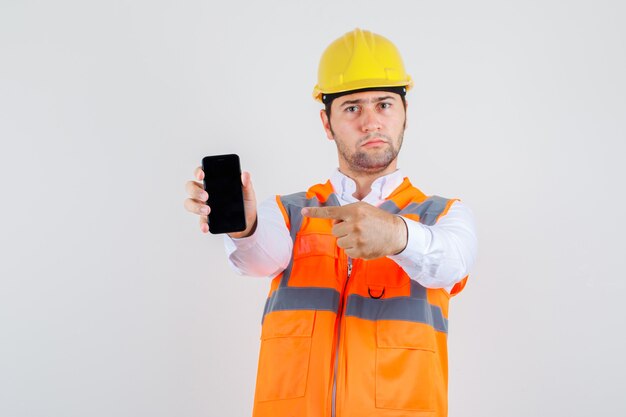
top-left (353, 162), bottom-right (392, 173)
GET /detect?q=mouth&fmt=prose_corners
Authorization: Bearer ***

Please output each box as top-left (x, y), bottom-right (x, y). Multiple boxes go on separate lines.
top-left (361, 138), bottom-right (388, 148)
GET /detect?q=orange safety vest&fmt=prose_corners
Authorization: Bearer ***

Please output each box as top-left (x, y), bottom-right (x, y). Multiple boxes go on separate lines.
top-left (252, 177), bottom-right (468, 417)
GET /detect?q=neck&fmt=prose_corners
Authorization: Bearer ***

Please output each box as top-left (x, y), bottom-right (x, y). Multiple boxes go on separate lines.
top-left (338, 162), bottom-right (398, 200)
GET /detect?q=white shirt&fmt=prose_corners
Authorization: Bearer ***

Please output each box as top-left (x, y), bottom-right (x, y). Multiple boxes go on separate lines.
top-left (223, 169), bottom-right (477, 293)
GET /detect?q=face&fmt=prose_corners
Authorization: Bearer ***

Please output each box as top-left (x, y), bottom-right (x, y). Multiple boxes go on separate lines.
top-left (320, 90), bottom-right (407, 175)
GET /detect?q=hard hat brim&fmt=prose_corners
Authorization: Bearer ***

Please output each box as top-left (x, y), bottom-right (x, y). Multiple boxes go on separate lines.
top-left (313, 77), bottom-right (413, 102)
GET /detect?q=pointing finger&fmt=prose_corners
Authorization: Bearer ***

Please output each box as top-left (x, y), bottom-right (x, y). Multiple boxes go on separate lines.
top-left (301, 206), bottom-right (347, 220)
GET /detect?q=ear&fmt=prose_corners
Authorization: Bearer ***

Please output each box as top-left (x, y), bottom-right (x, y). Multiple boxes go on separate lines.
top-left (320, 109), bottom-right (334, 140)
top-left (403, 99), bottom-right (408, 130)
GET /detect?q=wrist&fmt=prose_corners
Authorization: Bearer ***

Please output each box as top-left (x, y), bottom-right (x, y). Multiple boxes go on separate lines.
top-left (391, 215), bottom-right (408, 255)
top-left (228, 215), bottom-right (258, 239)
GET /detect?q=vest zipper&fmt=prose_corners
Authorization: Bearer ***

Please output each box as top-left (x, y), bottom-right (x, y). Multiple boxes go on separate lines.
top-left (331, 256), bottom-right (352, 417)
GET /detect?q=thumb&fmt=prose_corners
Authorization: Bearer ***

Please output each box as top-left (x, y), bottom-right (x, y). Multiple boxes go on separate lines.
top-left (241, 171), bottom-right (256, 202)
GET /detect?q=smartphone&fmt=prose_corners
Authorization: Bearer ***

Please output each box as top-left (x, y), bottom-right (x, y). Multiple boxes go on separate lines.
top-left (201, 154), bottom-right (246, 234)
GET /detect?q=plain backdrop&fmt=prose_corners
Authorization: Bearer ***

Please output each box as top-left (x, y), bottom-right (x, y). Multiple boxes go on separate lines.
top-left (1, 0), bottom-right (625, 416)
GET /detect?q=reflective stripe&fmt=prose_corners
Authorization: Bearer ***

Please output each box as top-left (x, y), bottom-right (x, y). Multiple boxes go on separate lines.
top-left (377, 199), bottom-right (403, 214)
top-left (399, 196), bottom-right (451, 226)
top-left (278, 192), bottom-right (340, 288)
top-left (262, 287), bottom-right (341, 322)
top-left (280, 192), bottom-right (311, 245)
top-left (326, 193), bottom-right (341, 210)
top-left (410, 279), bottom-right (427, 299)
top-left (345, 294), bottom-right (449, 333)
top-left (278, 192), bottom-right (316, 288)
top-left (379, 196), bottom-right (451, 226)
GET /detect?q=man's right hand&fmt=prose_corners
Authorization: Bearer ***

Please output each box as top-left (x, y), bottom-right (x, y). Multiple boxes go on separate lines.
top-left (184, 166), bottom-right (258, 238)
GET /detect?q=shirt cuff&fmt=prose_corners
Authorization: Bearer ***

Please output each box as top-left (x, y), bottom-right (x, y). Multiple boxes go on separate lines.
top-left (387, 216), bottom-right (429, 262)
top-left (222, 227), bottom-right (259, 252)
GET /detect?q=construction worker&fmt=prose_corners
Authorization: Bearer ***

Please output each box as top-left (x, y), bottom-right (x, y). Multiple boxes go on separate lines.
top-left (184, 28), bottom-right (477, 417)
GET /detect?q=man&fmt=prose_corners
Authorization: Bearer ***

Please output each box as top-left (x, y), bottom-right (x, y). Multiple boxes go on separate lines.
top-left (184, 28), bottom-right (477, 417)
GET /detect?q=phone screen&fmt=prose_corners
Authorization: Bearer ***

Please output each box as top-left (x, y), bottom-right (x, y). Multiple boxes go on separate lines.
top-left (202, 154), bottom-right (246, 234)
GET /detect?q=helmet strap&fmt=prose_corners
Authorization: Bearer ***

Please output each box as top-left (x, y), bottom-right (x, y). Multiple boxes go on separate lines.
top-left (321, 86), bottom-right (407, 105)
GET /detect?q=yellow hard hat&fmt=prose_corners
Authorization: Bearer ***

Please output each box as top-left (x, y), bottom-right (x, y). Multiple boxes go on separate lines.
top-left (313, 28), bottom-right (413, 102)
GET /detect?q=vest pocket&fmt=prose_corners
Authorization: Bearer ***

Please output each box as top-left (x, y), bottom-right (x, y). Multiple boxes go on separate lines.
top-left (290, 233), bottom-right (339, 287)
top-left (375, 320), bottom-right (436, 411)
top-left (256, 310), bottom-right (316, 402)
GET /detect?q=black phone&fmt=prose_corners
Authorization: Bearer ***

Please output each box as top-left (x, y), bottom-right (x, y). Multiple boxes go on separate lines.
top-left (201, 154), bottom-right (246, 234)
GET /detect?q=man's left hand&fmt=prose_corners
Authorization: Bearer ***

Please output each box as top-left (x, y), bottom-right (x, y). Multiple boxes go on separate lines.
top-left (301, 202), bottom-right (408, 260)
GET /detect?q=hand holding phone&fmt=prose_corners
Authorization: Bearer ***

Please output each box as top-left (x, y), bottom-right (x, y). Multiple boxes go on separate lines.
top-left (201, 154), bottom-right (248, 234)
top-left (184, 155), bottom-right (257, 236)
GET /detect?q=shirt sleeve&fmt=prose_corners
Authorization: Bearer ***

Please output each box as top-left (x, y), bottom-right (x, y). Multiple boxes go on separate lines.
top-left (387, 200), bottom-right (478, 292)
top-left (222, 195), bottom-right (293, 278)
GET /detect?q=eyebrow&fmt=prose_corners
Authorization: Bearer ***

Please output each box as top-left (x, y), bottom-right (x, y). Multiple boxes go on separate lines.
top-left (339, 95), bottom-right (396, 107)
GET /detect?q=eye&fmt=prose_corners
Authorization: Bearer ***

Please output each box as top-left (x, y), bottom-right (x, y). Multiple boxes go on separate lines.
top-left (345, 105), bottom-right (360, 113)
top-left (379, 102), bottom-right (392, 109)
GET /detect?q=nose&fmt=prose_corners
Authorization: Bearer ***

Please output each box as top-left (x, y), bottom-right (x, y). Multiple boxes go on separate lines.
top-left (361, 107), bottom-right (382, 132)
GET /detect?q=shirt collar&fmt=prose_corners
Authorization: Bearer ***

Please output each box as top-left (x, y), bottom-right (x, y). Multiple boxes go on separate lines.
top-left (329, 168), bottom-right (405, 205)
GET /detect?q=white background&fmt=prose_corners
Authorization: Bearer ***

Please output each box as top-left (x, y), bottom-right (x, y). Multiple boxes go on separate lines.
top-left (1, 0), bottom-right (625, 416)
